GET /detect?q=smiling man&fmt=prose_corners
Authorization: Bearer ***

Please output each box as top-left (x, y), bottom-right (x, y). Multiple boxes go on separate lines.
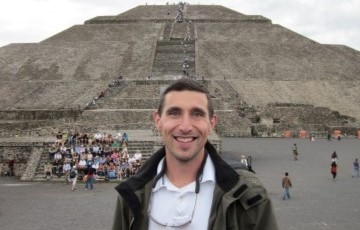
top-left (112, 79), bottom-right (278, 230)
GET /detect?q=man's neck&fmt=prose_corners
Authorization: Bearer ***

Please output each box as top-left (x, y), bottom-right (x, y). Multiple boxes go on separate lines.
top-left (165, 152), bottom-right (205, 188)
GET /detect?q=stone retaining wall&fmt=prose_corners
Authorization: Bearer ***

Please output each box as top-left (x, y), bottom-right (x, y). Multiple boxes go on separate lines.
top-left (0, 142), bottom-right (44, 177)
top-left (0, 109), bottom-right (81, 120)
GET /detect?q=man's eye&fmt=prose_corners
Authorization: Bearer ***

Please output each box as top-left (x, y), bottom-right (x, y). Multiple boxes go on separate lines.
top-left (168, 110), bottom-right (180, 116)
top-left (192, 110), bottom-right (205, 117)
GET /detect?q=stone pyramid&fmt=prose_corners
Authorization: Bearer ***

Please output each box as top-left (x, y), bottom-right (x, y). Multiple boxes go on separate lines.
top-left (0, 3), bottom-right (359, 138)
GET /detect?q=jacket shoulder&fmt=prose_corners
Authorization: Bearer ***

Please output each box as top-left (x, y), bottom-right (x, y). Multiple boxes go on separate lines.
top-left (236, 169), bottom-right (270, 210)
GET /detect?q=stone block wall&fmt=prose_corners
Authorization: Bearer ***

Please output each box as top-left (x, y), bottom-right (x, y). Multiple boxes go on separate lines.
top-left (215, 110), bottom-right (252, 137)
top-left (246, 103), bottom-right (360, 137)
top-left (77, 110), bottom-right (155, 130)
top-left (0, 120), bottom-right (56, 137)
top-left (0, 109), bottom-right (81, 120)
top-left (0, 110), bottom-right (81, 138)
top-left (95, 98), bottom-right (159, 110)
top-left (0, 142), bottom-right (42, 177)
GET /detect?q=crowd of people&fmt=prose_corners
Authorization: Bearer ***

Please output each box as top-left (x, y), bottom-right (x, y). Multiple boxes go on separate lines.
top-left (45, 130), bottom-right (143, 189)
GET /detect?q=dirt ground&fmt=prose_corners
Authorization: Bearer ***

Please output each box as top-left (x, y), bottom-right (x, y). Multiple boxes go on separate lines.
top-left (1, 137), bottom-right (359, 230)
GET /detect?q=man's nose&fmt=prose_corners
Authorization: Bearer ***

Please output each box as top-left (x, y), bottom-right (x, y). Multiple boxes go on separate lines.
top-left (179, 114), bottom-right (193, 132)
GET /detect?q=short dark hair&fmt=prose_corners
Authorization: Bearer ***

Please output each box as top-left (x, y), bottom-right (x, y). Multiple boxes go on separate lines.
top-left (157, 78), bottom-right (214, 118)
top-left (285, 172), bottom-right (289, 176)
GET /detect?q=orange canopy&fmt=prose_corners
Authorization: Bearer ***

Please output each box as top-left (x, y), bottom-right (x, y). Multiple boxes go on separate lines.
top-left (333, 130), bottom-right (341, 138)
top-left (283, 130), bottom-right (292, 138)
top-left (299, 130), bottom-right (307, 138)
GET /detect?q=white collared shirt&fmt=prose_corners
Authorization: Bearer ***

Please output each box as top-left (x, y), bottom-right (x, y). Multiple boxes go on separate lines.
top-left (148, 155), bottom-right (216, 230)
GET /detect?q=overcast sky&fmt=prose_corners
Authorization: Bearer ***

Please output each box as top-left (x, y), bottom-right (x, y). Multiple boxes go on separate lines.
top-left (0, 0), bottom-right (359, 51)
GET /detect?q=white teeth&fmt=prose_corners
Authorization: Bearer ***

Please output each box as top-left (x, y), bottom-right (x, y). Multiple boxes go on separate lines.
top-left (176, 137), bottom-right (194, 143)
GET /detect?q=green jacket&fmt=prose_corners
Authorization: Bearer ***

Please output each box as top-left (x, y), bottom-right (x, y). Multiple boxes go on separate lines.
top-left (112, 142), bottom-right (278, 230)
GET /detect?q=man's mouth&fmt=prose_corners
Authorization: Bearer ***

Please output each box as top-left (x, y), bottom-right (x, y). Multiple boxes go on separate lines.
top-left (174, 136), bottom-right (196, 143)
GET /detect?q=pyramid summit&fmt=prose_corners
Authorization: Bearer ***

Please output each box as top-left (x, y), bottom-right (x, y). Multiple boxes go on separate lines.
top-left (0, 3), bottom-right (359, 141)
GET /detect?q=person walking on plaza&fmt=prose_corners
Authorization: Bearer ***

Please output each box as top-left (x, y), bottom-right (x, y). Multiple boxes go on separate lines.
top-left (292, 143), bottom-right (298, 161)
top-left (352, 158), bottom-right (359, 178)
top-left (331, 161), bottom-right (337, 180)
top-left (112, 79), bottom-right (278, 230)
top-left (69, 166), bottom-right (78, 191)
top-left (85, 167), bottom-right (95, 190)
top-left (63, 161), bottom-right (71, 184)
top-left (282, 172), bottom-right (292, 200)
top-left (331, 151), bottom-right (338, 163)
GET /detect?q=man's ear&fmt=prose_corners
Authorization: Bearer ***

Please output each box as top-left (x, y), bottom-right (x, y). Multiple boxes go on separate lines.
top-left (210, 114), bottom-right (218, 130)
top-left (152, 111), bottom-right (161, 130)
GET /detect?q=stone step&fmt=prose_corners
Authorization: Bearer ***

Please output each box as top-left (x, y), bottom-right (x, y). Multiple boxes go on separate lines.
top-left (154, 53), bottom-right (195, 61)
top-left (156, 45), bottom-right (195, 53)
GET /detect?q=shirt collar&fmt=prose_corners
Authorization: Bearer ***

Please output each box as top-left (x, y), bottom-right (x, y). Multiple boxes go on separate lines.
top-left (152, 154), bottom-right (215, 193)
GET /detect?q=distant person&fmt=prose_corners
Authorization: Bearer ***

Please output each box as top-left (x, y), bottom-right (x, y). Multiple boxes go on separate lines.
top-left (352, 158), bottom-right (359, 178)
top-left (292, 143), bottom-right (298, 161)
top-left (240, 154), bottom-right (248, 167)
top-left (282, 172), bottom-right (292, 200)
top-left (7, 157), bottom-right (15, 177)
top-left (84, 167), bottom-right (95, 190)
top-left (69, 166), bottom-right (78, 191)
top-left (122, 133), bottom-right (128, 143)
top-left (310, 135), bottom-right (315, 142)
top-left (331, 151), bottom-right (338, 163)
top-left (43, 161), bottom-right (53, 179)
top-left (111, 79), bottom-right (278, 229)
top-left (331, 161), bottom-right (337, 180)
top-left (247, 155), bottom-right (256, 174)
top-left (63, 161), bottom-right (71, 184)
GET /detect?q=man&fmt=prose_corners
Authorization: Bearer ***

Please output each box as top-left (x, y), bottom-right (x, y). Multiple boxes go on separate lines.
top-left (353, 158), bottom-right (359, 178)
top-left (94, 131), bottom-right (103, 143)
top-left (43, 161), bottom-right (53, 179)
top-left (7, 157), bottom-right (15, 176)
top-left (112, 79), bottom-right (278, 229)
top-left (69, 165), bottom-right (78, 191)
top-left (92, 143), bottom-right (100, 155)
top-left (331, 151), bottom-right (338, 163)
top-left (292, 143), bottom-right (298, 161)
top-left (331, 161), bottom-right (337, 180)
top-left (53, 150), bottom-right (62, 163)
top-left (133, 150), bottom-right (142, 162)
top-left (282, 172), bottom-right (292, 200)
top-left (63, 160), bottom-right (72, 184)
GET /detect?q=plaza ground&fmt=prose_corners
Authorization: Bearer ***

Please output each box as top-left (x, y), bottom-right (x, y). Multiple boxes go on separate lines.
top-left (1, 138), bottom-right (359, 230)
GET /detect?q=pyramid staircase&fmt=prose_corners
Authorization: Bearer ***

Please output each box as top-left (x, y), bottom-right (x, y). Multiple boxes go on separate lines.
top-left (151, 19), bottom-right (196, 79)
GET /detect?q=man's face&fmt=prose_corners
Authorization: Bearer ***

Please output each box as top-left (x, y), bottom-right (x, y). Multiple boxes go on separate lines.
top-left (153, 90), bottom-right (217, 162)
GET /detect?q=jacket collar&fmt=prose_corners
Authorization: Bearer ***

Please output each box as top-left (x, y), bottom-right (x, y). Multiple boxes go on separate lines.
top-left (114, 141), bottom-right (240, 217)
top-left (205, 141), bottom-right (240, 192)
top-left (115, 141), bottom-right (239, 192)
